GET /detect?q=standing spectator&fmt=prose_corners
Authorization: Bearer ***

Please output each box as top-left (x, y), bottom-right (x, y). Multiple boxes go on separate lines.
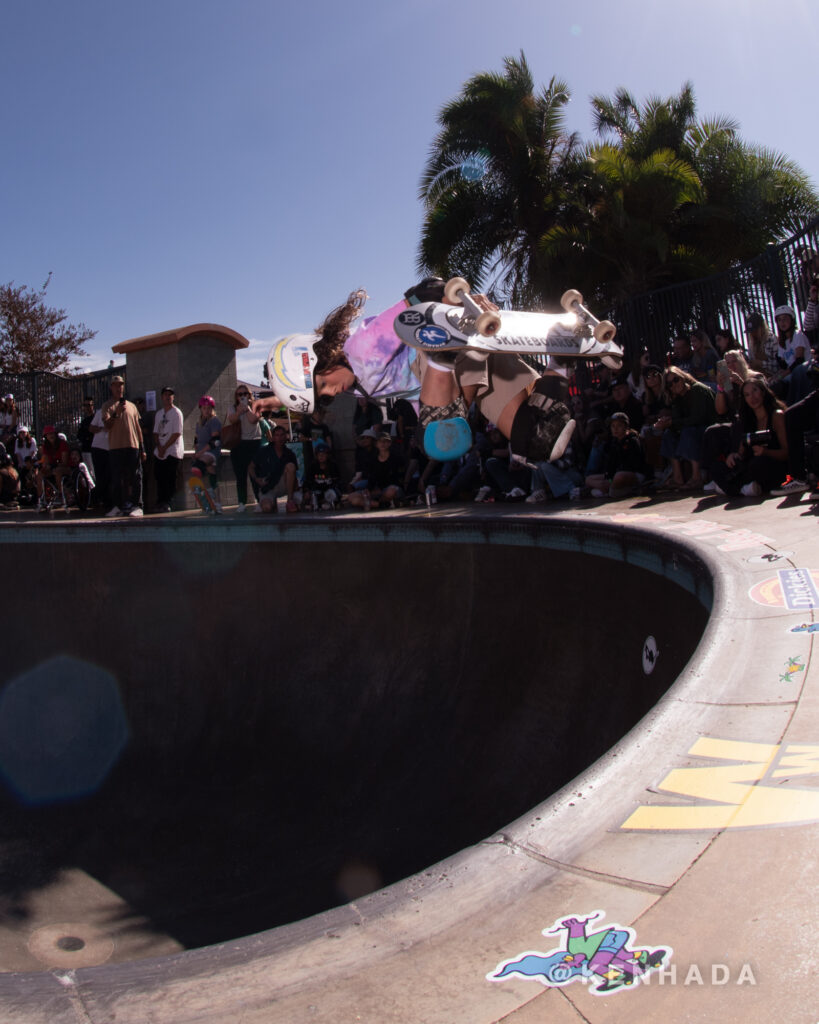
top-left (249, 425), bottom-right (298, 513)
top-left (226, 385), bottom-right (262, 512)
top-left (0, 442), bottom-right (19, 507)
top-left (101, 376), bottom-right (144, 517)
top-left (89, 404), bottom-right (111, 510)
top-left (193, 395), bottom-right (222, 511)
top-left (77, 396), bottom-right (96, 474)
top-left (352, 395), bottom-right (383, 436)
top-left (152, 386), bottom-right (184, 513)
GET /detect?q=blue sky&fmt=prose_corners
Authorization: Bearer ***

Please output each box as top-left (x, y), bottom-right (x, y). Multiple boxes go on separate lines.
top-left (2, 0), bottom-right (818, 383)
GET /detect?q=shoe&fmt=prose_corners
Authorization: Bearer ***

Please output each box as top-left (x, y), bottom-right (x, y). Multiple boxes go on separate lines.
top-left (37, 501), bottom-right (49, 513)
top-left (236, 503), bottom-right (246, 514)
top-left (569, 486), bottom-right (583, 501)
top-left (214, 503), bottom-right (223, 514)
top-left (549, 419), bottom-right (576, 463)
top-left (703, 480), bottom-right (718, 493)
top-left (740, 481), bottom-right (762, 497)
top-left (105, 506), bottom-right (122, 517)
top-left (474, 485), bottom-right (492, 503)
top-left (128, 507), bottom-right (144, 517)
top-left (771, 476), bottom-right (808, 496)
top-left (504, 487), bottom-right (527, 501)
top-left (590, 488), bottom-right (607, 498)
top-left (525, 489), bottom-right (547, 503)
top-left (254, 504), bottom-right (264, 513)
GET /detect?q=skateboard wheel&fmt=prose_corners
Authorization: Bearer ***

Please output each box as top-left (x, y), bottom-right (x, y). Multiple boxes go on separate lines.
top-left (601, 354), bottom-right (623, 370)
top-left (474, 311), bottom-right (501, 336)
top-left (593, 320), bottom-right (617, 343)
top-left (443, 277), bottom-right (471, 304)
top-left (560, 289), bottom-right (583, 313)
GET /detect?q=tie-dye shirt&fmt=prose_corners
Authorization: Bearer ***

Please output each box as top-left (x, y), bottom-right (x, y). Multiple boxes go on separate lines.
top-left (343, 300), bottom-right (421, 402)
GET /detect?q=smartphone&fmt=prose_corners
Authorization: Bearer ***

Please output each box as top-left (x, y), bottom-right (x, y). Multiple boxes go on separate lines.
top-left (715, 360), bottom-right (732, 392)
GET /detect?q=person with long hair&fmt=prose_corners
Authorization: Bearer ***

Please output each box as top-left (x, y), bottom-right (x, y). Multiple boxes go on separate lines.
top-left (689, 329), bottom-right (718, 387)
top-left (225, 384), bottom-right (262, 512)
top-left (770, 304), bottom-right (811, 404)
top-left (714, 327), bottom-right (742, 356)
top-left (709, 376), bottom-right (787, 497)
top-left (745, 313), bottom-right (779, 381)
top-left (657, 366), bottom-right (717, 490)
top-left (260, 280), bottom-right (613, 470)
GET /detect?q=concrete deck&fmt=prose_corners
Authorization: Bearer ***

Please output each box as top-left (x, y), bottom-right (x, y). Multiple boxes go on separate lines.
top-left (1, 490), bottom-right (817, 1023)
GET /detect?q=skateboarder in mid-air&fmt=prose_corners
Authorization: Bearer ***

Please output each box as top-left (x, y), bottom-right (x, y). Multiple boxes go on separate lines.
top-left (263, 278), bottom-right (605, 463)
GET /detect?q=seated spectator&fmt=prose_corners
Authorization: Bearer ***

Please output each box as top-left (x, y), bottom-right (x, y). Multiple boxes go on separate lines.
top-left (35, 426), bottom-right (71, 509)
top-left (585, 412), bottom-right (651, 499)
top-left (436, 441), bottom-right (482, 501)
top-left (714, 327), bottom-right (742, 357)
top-left (689, 329), bottom-right (718, 387)
top-left (478, 423), bottom-right (531, 501)
top-left (303, 441), bottom-right (341, 509)
top-left (0, 442), bottom-right (20, 508)
top-left (347, 428), bottom-right (378, 491)
top-left (658, 367), bottom-right (717, 490)
top-left (352, 396), bottom-right (383, 436)
top-left (249, 425), bottom-right (298, 513)
top-left (344, 433), bottom-right (404, 510)
top-left (771, 370), bottom-right (819, 495)
top-left (600, 375), bottom-right (645, 432)
top-left (769, 304), bottom-right (811, 404)
top-left (0, 395), bottom-right (20, 449)
top-left (708, 377), bottom-right (788, 497)
top-left (526, 443), bottom-right (584, 503)
top-left (670, 335), bottom-right (694, 374)
top-left (639, 365), bottom-right (671, 471)
top-left (745, 312), bottom-right (779, 381)
top-left (401, 430), bottom-right (429, 500)
top-left (715, 350), bottom-right (750, 421)
top-left (391, 398), bottom-right (418, 452)
top-left (626, 348), bottom-right (651, 401)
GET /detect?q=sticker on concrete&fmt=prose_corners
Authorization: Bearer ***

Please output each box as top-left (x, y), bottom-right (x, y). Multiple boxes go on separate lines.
top-left (779, 656), bottom-right (806, 682)
top-left (747, 551), bottom-right (794, 565)
top-left (749, 568), bottom-right (819, 609)
top-left (488, 911), bottom-right (671, 996)
top-left (621, 737), bottom-right (819, 831)
top-left (788, 621), bottom-right (819, 635)
top-left (642, 636), bottom-right (659, 676)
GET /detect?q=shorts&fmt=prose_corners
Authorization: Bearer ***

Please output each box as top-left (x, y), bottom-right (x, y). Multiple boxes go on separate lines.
top-left (415, 350), bottom-right (537, 425)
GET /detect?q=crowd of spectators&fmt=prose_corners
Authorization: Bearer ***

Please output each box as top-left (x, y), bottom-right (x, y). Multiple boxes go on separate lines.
top-left (6, 300), bottom-right (819, 516)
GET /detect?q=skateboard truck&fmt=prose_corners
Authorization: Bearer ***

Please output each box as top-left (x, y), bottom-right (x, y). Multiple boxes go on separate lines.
top-left (560, 289), bottom-right (617, 346)
top-left (443, 277), bottom-right (502, 337)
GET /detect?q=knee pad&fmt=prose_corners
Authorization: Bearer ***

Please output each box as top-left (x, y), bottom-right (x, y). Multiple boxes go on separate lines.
top-left (423, 417), bottom-right (472, 461)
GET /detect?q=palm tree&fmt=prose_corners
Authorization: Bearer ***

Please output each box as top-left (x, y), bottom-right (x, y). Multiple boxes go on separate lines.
top-left (418, 53), bottom-right (584, 306)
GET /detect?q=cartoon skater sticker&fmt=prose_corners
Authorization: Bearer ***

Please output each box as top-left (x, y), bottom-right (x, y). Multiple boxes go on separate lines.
top-left (488, 911), bottom-right (671, 996)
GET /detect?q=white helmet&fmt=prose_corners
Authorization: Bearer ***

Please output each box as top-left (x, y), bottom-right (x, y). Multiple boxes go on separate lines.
top-left (266, 334), bottom-right (320, 413)
top-left (774, 304), bottom-right (797, 322)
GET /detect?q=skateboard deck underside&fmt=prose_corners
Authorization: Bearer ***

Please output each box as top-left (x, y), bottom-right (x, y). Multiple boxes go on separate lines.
top-left (394, 304), bottom-right (620, 360)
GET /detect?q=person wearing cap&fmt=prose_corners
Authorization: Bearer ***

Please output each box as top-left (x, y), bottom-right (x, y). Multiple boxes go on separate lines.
top-left (584, 412), bottom-right (651, 499)
top-left (348, 427), bottom-right (379, 492)
top-left (152, 386), bottom-right (184, 513)
top-left (76, 396), bottom-right (96, 475)
top-left (101, 376), bottom-right (144, 517)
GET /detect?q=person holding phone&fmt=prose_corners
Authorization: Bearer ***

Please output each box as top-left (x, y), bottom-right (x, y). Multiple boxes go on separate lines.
top-left (225, 385), bottom-right (262, 512)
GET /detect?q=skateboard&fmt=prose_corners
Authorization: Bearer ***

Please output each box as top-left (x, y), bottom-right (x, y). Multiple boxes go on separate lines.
top-left (394, 278), bottom-right (624, 369)
top-left (188, 474), bottom-right (216, 514)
